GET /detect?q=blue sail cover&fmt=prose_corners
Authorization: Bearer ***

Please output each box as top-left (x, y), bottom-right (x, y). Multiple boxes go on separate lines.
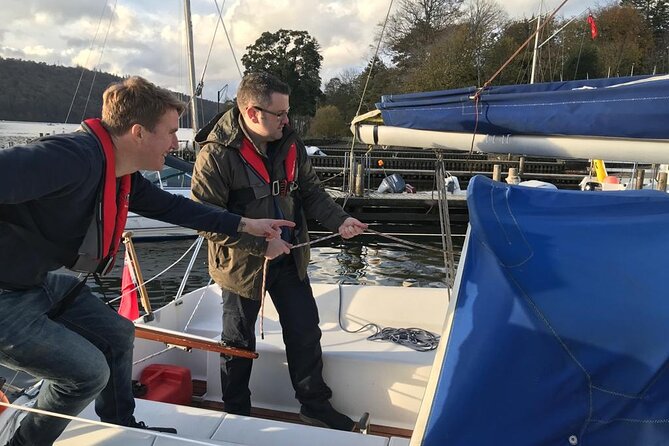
top-left (377, 75), bottom-right (669, 139)
top-left (422, 175), bottom-right (669, 445)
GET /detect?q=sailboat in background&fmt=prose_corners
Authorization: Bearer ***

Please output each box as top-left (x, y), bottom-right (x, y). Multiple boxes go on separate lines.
top-left (352, 74), bottom-right (669, 165)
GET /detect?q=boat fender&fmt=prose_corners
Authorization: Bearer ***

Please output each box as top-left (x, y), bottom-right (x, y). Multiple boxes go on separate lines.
top-left (444, 175), bottom-right (461, 193)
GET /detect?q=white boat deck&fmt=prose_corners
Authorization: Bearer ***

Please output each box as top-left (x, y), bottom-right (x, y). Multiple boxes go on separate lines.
top-left (132, 283), bottom-right (450, 431)
top-left (54, 398), bottom-right (408, 446)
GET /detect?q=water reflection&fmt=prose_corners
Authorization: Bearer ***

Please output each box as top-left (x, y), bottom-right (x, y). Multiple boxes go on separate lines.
top-left (89, 234), bottom-right (463, 309)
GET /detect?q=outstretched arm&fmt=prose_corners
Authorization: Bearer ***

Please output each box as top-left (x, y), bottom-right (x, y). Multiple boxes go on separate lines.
top-left (238, 218), bottom-right (295, 240)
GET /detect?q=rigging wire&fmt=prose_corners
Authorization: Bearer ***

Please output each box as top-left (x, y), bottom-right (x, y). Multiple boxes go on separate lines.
top-left (474, 0), bottom-right (570, 100)
top-left (573, 23), bottom-right (587, 79)
top-left (346, 0), bottom-right (394, 195)
top-left (198, 1), bottom-right (224, 88)
top-left (64, 1), bottom-right (109, 123)
top-left (106, 237), bottom-right (202, 305)
top-left (213, 0), bottom-right (243, 79)
top-left (81, 0), bottom-right (119, 121)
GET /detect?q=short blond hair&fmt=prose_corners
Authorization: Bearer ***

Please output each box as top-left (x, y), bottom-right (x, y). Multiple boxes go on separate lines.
top-left (101, 76), bottom-right (185, 136)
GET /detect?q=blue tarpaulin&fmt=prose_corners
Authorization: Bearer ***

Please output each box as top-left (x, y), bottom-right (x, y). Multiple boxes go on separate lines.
top-left (377, 76), bottom-right (669, 139)
top-left (421, 176), bottom-right (669, 445)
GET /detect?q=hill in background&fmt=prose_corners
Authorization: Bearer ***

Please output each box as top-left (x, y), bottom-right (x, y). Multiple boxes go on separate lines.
top-left (0, 57), bottom-right (229, 125)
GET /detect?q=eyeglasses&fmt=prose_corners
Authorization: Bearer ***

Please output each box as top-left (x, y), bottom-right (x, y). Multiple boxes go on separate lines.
top-left (252, 106), bottom-right (289, 121)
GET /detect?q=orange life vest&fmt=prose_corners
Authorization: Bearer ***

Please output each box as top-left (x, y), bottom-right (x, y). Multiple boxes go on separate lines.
top-left (71, 119), bottom-right (131, 275)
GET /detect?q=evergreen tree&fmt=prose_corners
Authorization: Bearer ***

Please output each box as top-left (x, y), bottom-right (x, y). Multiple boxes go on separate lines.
top-left (241, 29), bottom-right (323, 118)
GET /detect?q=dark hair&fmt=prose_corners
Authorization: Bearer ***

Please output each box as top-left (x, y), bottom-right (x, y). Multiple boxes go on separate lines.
top-left (101, 76), bottom-right (185, 136)
top-left (236, 72), bottom-right (291, 109)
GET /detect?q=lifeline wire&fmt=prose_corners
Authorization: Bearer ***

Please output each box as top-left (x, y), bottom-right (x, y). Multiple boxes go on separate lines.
top-left (107, 237), bottom-right (202, 305)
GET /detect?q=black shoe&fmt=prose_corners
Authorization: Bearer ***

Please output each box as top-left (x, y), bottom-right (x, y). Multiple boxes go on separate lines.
top-left (299, 402), bottom-right (356, 432)
top-left (126, 417), bottom-right (177, 434)
top-left (223, 402), bottom-right (251, 416)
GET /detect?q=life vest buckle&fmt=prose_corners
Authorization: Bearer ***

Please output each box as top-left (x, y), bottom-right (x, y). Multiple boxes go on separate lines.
top-left (289, 181), bottom-right (299, 192)
top-left (271, 180), bottom-right (281, 196)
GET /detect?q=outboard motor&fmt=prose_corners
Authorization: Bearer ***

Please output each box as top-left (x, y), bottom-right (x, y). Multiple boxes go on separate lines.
top-left (377, 173), bottom-right (406, 193)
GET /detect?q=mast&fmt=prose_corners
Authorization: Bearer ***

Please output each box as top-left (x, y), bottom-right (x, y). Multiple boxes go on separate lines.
top-left (530, 1), bottom-right (543, 84)
top-left (184, 0), bottom-right (201, 133)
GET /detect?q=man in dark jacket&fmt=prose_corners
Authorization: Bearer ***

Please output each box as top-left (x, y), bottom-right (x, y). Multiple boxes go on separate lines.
top-left (0, 76), bottom-right (293, 446)
top-left (191, 72), bottom-right (367, 431)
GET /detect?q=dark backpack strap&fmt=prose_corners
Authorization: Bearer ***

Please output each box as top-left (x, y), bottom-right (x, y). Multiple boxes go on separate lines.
top-left (47, 274), bottom-right (90, 319)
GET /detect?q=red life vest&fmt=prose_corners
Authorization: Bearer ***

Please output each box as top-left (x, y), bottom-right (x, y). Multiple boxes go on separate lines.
top-left (71, 119), bottom-right (131, 275)
top-left (238, 137), bottom-right (297, 195)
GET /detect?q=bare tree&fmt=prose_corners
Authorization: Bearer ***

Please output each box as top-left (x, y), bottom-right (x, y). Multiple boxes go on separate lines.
top-left (464, 0), bottom-right (508, 84)
top-left (383, 0), bottom-right (464, 68)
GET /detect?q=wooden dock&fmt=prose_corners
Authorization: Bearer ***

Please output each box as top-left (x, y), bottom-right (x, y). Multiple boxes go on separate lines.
top-left (309, 189), bottom-right (469, 237)
top-left (309, 144), bottom-right (588, 192)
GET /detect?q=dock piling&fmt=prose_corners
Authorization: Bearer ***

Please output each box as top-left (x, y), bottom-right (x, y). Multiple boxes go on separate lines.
top-left (658, 172), bottom-right (667, 192)
top-left (506, 167), bottom-right (520, 185)
top-left (493, 164), bottom-right (501, 181)
top-left (633, 168), bottom-right (645, 190)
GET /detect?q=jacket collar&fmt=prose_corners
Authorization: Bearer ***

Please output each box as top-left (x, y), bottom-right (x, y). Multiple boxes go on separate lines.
top-left (195, 106), bottom-right (295, 152)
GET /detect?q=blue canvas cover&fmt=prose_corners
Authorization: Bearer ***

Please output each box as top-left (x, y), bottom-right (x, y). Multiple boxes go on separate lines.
top-left (377, 75), bottom-right (669, 139)
top-left (422, 175), bottom-right (669, 445)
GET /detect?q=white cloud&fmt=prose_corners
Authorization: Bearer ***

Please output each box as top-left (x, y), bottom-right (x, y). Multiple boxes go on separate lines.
top-left (0, 0), bottom-right (606, 102)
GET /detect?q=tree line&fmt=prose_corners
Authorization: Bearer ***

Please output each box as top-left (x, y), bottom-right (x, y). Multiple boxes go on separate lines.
top-left (0, 58), bottom-right (227, 126)
top-left (309, 0), bottom-right (669, 137)
top-left (2, 0), bottom-right (667, 140)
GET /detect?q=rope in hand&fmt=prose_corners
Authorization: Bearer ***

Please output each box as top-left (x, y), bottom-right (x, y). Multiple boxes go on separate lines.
top-left (258, 228), bottom-right (449, 344)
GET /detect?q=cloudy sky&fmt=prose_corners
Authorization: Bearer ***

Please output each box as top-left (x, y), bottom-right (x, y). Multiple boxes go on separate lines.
top-left (0, 0), bottom-right (605, 101)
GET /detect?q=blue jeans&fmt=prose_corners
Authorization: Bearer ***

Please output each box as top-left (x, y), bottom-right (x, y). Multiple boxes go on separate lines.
top-left (0, 272), bottom-right (136, 446)
top-left (219, 254), bottom-right (332, 415)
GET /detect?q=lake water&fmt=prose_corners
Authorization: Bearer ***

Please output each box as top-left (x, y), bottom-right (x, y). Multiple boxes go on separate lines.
top-left (88, 234), bottom-right (464, 309)
top-left (0, 120), bottom-right (195, 148)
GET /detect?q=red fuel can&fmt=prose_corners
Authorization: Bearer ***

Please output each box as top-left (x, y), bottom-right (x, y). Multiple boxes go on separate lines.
top-left (139, 364), bottom-right (192, 406)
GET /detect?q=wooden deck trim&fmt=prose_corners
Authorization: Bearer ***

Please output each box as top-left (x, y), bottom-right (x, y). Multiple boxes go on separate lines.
top-left (190, 379), bottom-right (412, 439)
top-left (134, 325), bottom-right (258, 359)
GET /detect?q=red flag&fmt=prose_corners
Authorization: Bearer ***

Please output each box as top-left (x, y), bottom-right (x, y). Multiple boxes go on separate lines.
top-left (118, 250), bottom-right (139, 320)
top-left (587, 14), bottom-right (598, 40)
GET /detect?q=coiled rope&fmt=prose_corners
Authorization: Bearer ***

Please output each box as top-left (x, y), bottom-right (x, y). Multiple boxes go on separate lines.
top-left (258, 228), bottom-right (448, 350)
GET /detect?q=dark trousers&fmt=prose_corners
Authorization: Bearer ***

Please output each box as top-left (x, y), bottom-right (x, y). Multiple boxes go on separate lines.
top-left (219, 255), bottom-right (332, 415)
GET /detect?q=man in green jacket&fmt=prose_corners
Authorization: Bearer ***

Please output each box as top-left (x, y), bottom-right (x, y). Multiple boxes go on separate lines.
top-left (191, 72), bottom-right (367, 431)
